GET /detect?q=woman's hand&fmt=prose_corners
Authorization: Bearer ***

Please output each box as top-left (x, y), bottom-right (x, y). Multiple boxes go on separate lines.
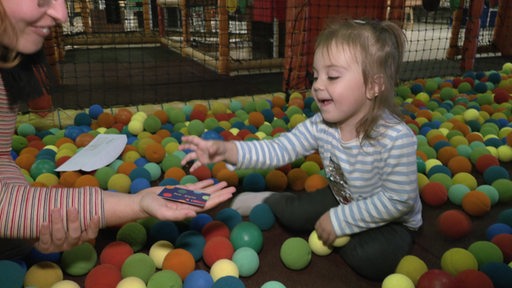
top-left (314, 211), bottom-right (336, 245)
top-left (179, 136), bottom-right (235, 172)
top-left (34, 208), bottom-right (100, 254)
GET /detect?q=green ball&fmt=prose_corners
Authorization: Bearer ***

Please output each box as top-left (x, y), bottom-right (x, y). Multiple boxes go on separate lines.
top-left (440, 87), bottom-right (457, 101)
top-left (396, 85), bottom-right (412, 99)
top-left (147, 270), bottom-right (181, 288)
top-left (11, 135), bottom-right (28, 153)
top-left (448, 184), bottom-right (470, 205)
top-left (280, 237), bottom-right (311, 270)
top-left (180, 174), bottom-right (198, 185)
top-left (116, 222), bottom-right (147, 252)
top-left (17, 123), bottom-right (36, 137)
top-left (143, 162), bottom-right (162, 181)
top-left (232, 247), bottom-right (260, 277)
top-left (261, 281), bottom-right (287, 288)
top-left (94, 166), bottom-right (116, 189)
top-left (475, 185), bottom-right (500, 205)
top-left (60, 242), bottom-right (97, 276)
top-left (300, 161), bottom-right (321, 176)
top-left (166, 107), bottom-right (186, 124)
top-left (255, 99), bottom-right (271, 111)
top-left (429, 173), bottom-right (453, 190)
top-left (467, 240), bottom-right (503, 267)
top-left (493, 179), bottom-right (512, 203)
top-left (230, 222), bottom-right (263, 253)
top-left (121, 253), bottom-right (156, 284)
top-left (187, 119), bottom-right (205, 136)
top-left (424, 79), bottom-right (439, 94)
top-left (30, 159), bottom-right (57, 179)
top-left (143, 115), bottom-right (162, 133)
top-left (160, 154), bottom-right (182, 171)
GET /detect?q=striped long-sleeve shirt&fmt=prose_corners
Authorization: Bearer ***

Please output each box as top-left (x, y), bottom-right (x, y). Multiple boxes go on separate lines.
top-left (0, 78), bottom-right (105, 239)
top-left (235, 112), bottom-right (422, 236)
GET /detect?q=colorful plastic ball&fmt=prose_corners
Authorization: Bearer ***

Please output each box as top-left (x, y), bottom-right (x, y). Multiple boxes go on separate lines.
top-left (480, 262), bottom-right (512, 288)
top-left (493, 179), bottom-right (512, 203)
top-left (492, 234), bottom-right (512, 263)
top-left (486, 222), bottom-right (512, 241)
top-left (74, 112), bottom-right (92, 127)
top-left (232, 247), bottom-right (260, 277)
top-left (130, 177), bottom-right (151, 193)
top-left (201, 220), bottom-right (230, 242)
top-left (230, 221), bottom-right (264, 253)
top-left (99, 241), bottom-right (134, 270)
top-left (116, 222), bottom-right (147, 252)
top-left (483, 165), bottom-right (510, 185)
top-left (308, 230), bottom-right (333, 256)
top-left (183, 270), bottom-right (214, 288)
top-left (116, 276), bottom-right (146, 288)
top-left (147, 270), bottom-right (182, 288)
top-left (209, 259), bottom-right (239, 282)
top-left (30, 159), bottom-right (56, 179)
top-left (447, 184), bottom-right (471, 205)
top-left (162, 248), bottom-right (196, 280)
top-left (60, 242), bottom-right (97, 276)
top-left (261, 280), bottom-right (287, 288)
top-left (304, 174), bottom-right (329, 192)
top-left (24, 261), bottom-right (63, 288)
top-left (212, 275), bottom-right (245, 288)
top-left (215, 207), bottom-right (243, 230)
top-left (249, 203), bottom-right (275, 231)
top-left (462, 190), bottom-right (491, 216)
top-left (242, 172), bottom-right (266, 192)
top-left (107, 173), bottom-right (131, 193)
top-left (122, 252), bottom-right (156, 283)
top-left (498, 208), bottom-right (512, 226)
top-left (475, 154), bottom-right (500, 173)
top-left (84, 264), bottom-right (122, 288)
top-left (453, 269), bottom-right (494, 288)
top-left (440, 247), bottom-right (478, 276)
top-left (175, 230), bottom-right (206, 261)
top-left (17, 123), bottom-right (36, 137)
top-left (416, 269), bottom-right (455, 288)
top-left (149, 240), bottom-right (174, 269)
top-left (149, 220), bottom-right (180, 244)
top-left (0, 260), bottom-right (25, 288)
top-left (452, 172), bottom-right (477, 190)
top-left (437, 209), bottom-right (472, 239)
top-left (447, 155), bottom-right (472, 174)
top-left (381, 273), bottom-right (414, 288)
top-left (265, 169), bottom-right (288, 191)
top-left (189, 213), bottom-right (213, 232)
top-left (476, 184), bottom-right (500, 205)
top-left (280, 237), bottom-right (312, 270)
top-left (395, 255), bottom-right (428, 286)
top-left (50, 280), bottom-right (81, 288)
top-left (88, 104), bottom-right (103, 119)
top-left (420, 182), bottom-right (448, 206)
top-left (468, 240), bottom-right (504, 267)
top-left (203, 236), bottom-right (235, 267)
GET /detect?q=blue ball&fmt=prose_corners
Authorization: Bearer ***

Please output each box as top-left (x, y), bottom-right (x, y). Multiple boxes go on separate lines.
top-left (134, 157), bottom-right (149, 167)
top-left (486, 223), bottom-right (512, 241)
top-left (88, 104), bottom-right (104, 119)
top-left (242, 173), bottom-right (266, 192)
top-left (260, 108), bottom-right (275, 123)
top-left (427, 165), bottom-right (452, 178)
top-left (201, 130), bottom-right (223, 141)
top-left (184, 269), bottom-right (214, 288)
top-left (26, 247), bottom-right (61, 265)
top-left (74, 112), bottom-right (92, 126)
top-left (149, 221), bottom-right (181, 244)
top-left (159, 178), bottom-right (179, 186)
top-left (480, 262), bottom-right (512, 288)
top-left (129, 167), bottom-right (152, 182)
top-left (0, 260), bottom-right (26, 288)
top-left (64, 126), bottom-right (82, 141)
top-left (212, 276), bottom-right (246, 288)
top-left (487, 72), bottom-right (501, 84)
top-left (483, 166), bottom-right (510, 185)
top-left (130, 178), bottom-right (151, 193)
top-left (249, 203), bottom-right (275, 230)
top-left (215, 208), bottom-right (243, 230)
top-left (189, 213), bottom-right (213, 232)
top-left (175, 230), bottom-right (206, 261)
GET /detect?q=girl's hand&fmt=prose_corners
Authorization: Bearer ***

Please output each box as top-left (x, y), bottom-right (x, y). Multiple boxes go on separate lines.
top-left (179, 136), bottom-right (232, 172)
top-left (137, 179), bottom-right (236, 221)
top-left (34, 208), bottom-right (100, 253)
top-left (314, 211), bottom-right (336, 245)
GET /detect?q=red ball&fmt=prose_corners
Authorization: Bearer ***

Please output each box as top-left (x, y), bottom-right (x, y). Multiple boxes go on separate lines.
top-left (190, 165), bottom-right (212, 181)
top-left (417, 269), bottom-right (456, 288)
top-left (202, 236), bottom-right (234, 267)
top-left (491, 233), bottom-right (512, 262)
top-left (475, 154), bottom-right (500, 174)
top-left (201, 220), bottom-right (230, 242)
top-left (84, 264), bottom-right (122, 288)
top-left (453, 269), bottom-right (493, 288)
top-left (437, 209), bottom-right (472, 239)
top-left (494, 87), bottom-right (511, 104)
top-left (421, 182), bottom-right (448, 206)
top-left (99, 241), bottom-right (134, 270)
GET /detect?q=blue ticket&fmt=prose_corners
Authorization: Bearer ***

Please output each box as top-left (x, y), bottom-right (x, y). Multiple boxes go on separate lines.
top-left (158, 186), bottom-right (210, 207)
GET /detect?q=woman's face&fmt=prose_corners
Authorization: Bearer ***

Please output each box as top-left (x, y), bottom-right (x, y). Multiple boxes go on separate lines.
top-left (1, 0), bottom-right (68, 54)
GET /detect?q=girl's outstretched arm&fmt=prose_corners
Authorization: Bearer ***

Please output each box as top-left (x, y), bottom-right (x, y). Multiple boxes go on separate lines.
top-left (179, 136), bottom-right (238, 172)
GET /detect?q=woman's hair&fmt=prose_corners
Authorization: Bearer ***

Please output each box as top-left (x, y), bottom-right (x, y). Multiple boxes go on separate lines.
top-left (0, 1), bottom-right (20, 68)
top-left (315, 18), bottom-right (406, 143)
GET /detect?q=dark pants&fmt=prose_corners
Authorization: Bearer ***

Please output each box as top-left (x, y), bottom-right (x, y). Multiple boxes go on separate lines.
top-left (264, 187), bottom-right (415, 281)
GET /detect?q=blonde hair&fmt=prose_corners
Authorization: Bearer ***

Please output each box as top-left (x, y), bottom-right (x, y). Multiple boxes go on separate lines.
top-left (315, 19), bottom-right (406, 143)
top-left (0, 1), bottom-right (20, 68)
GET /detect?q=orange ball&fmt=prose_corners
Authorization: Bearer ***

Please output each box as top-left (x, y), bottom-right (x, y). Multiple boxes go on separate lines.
top-left (155, 129), bottom-right (171, 140)
top-left (75, 133), bottom-right (95, 148)
top-left (74, 174), bottom-right (100, 188)
top-left (27, 140), bottom-right (45, 151)
top-left (304, 174), bottom-right (329, 192)
top-left (437, 146), bottom-right (459, 165)
top-left (427, 134), bottom-right (448, 147)
top-left (20, 146), bottom-right (40, 157)
top-left (507, 133), bottom-right (512, 146)
top-left (164, 167), bottom-right (186, 181)
top-left (265, 169), bottom-right (288, 191)
top-left (462, 190), bottom-right (491, 216)
top-left (287, 168), bottom-right (308, 191)
top-left (212, 162), bottom-right (227, 178)
top-left (437, 209), bottom-right (472, 239)
top-left (55, 156), bottom-right (71, 168)
top-left (117, 162), bottom-right (137, 176)
top-left (288, 98), bottom-right (304, 110)
top-left (190, 165), bottom-right (212, 181)
top-left (97, 112), bottom-right (115, 128)
top-left (15, 153), bottom-right (36, 171)
top-left (162, 248), bottom-right (195, 280)
top-left (272, 95), bottom-right (286, 108)
top-left (447, 156), bottom-right (472, 174)
top-left (216, 169), bottom-right (239, 187)
top-left (144, 142), bottom-right (166, 163)
top-left (55, 137), bottom-right (74, 148)
top-left (248, 112), bottom-right (265, 128)
top-left (114, 108), bottom-right (133, 125)
top-left (466, 132), bottom-right (484, 143)
top-left (305, 153), bottom-right (323, 169)
top-left (153, 110), bottom-right (169, 124)
top-left (59, 171), bottom-right (82, 187)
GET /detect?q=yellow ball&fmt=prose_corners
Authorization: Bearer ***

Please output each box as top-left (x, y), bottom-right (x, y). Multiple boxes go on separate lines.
top-left (415, 92), bottom-right (430, 104)
top-left (452, 172), bottom-right (477, 190)
top-left (24, 261), bottom-right (63, 288)
top-left (308, 230), bottom-right (333, 256)
top-left (417, 173), bottom-right (429, 190)
top-left (59, 142), bottom-right (78, 152)
top-left (43, 145), bottom-right (58, 153)
top-left (440, 247), bottom-right (478, 276)
top-left (255, 131), bottom-right (267, 140)
top-left (425, 159), bottom-right (442, 173)
top-left (381, 273), bottom-right (415, 288)
top-left (55, 149), bottom-right (75, 161)
top-left (128, 120), bottom-right (144, 135)
top-left (131, 111), bottom-right (148, 122)
top-left (395, 255), bottom-right (428, 285)
top-left (96, 127), bottom-right (107, 134)
top-left (36, 173), bottom-right (60, 187)
top-left (149, 240), bottom-right (174, 269)
top-left (210, 259), bottom-right (239, 282)
top-left (497, 145), bottom-right (512, 162)
top-left (332, 235), bottom-right (350, 247)
top-left (107, 173), bottom-right (131, 193)
top-left (486, 146), bottom-right (498, 157)
top-left (116, 276), bottom-right (147, 288)
top-left (122, 150), bottom-right (141, 163)
top-left (50, 280), bottom-right (81, 288)
top-left (463, 108), bottom-right (480, 121)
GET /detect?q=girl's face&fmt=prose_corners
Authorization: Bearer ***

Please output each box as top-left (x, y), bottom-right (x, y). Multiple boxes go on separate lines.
top-left (311, 44), bottom-right (376, 136)
top-left (1, 0), bottom-right (68, 54)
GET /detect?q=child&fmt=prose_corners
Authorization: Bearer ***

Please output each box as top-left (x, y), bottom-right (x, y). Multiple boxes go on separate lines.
top-left (180, 19), bottom-right (422, 281)
top-left (0, 0), bottom-right (235, 259)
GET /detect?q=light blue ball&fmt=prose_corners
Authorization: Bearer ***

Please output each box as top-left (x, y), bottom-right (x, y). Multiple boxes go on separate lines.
top-left (184, 269), bottom-right (214, 288)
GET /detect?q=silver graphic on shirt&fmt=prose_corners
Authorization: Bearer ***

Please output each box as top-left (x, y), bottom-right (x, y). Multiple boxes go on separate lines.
top-left (326, 156), bottom-right (352, 204)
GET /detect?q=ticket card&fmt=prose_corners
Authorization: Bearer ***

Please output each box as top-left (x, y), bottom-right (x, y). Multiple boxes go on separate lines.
top-left (158, 186), bottom-right (210, 207)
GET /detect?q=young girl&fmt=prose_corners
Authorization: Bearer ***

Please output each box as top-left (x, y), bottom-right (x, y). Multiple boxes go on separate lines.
top-left (180, 19), bottom-right (422, 281)
top-left (0, 0), bottom-right (235, 259)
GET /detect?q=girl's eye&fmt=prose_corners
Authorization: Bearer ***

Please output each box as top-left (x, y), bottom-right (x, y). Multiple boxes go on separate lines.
top-left (327, 76), bottom-right (340, 81)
